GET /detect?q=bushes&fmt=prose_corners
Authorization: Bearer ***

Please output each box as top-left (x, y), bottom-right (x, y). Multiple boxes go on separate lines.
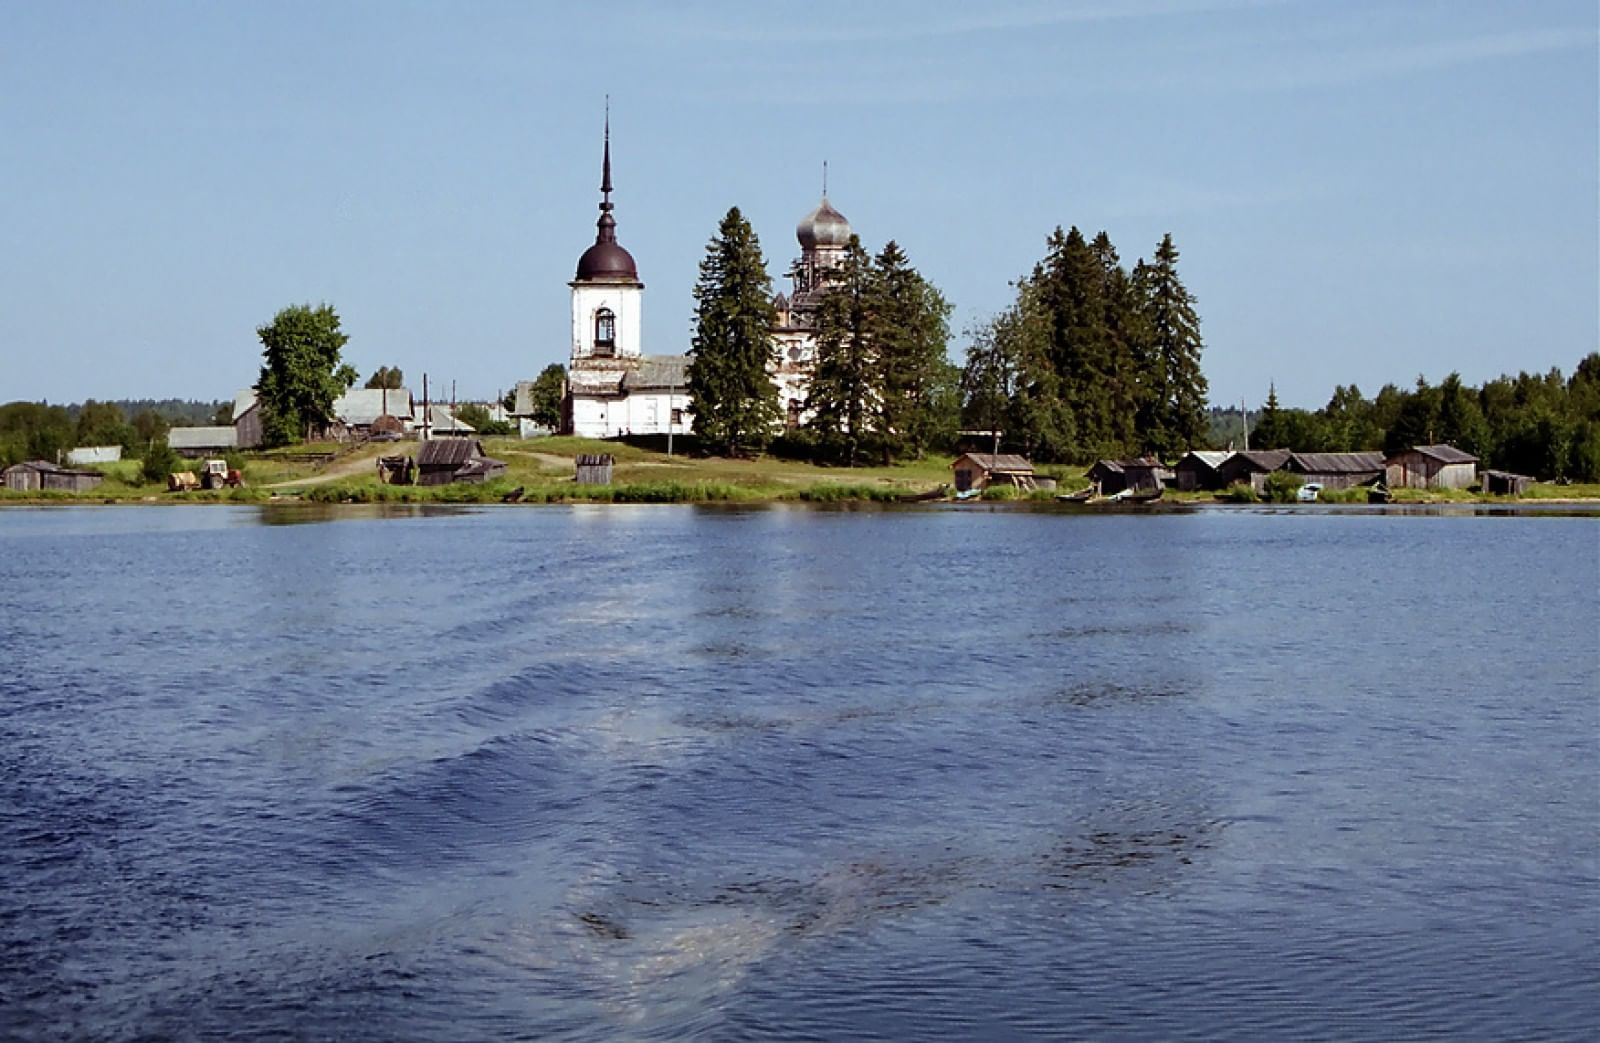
top-left (1262, 470), bottom-right (1304, 503)
top-left (140, 441), bottom-right (181, 484)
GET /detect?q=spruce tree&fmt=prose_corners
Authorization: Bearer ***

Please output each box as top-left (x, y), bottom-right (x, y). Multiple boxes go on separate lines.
top-left (1253, 383), bottom-right (1287, 449)
top-left (805, 236), bottom-right (876, 466)
top-left (1140, 233), bottom-right (1208, 455)
top-left (686, 207), bottom-right (779, 456)
top-left (871, 241), bottom-right (953, 462)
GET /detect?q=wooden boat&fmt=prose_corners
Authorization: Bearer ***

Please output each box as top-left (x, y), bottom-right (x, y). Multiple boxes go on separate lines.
top-left (1055, 487), bottom-right (1094, 502)
top-left (501, 486), bottom-right (525, 503)
top-left (1367, 482), bottom-right (1393, 504)
top-left (1123, 486), bottom-right (1164, 504)
top-left (897, 484), bottom-right (949, 503)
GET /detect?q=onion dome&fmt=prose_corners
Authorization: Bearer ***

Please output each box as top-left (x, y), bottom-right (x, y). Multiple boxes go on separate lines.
top-left (575, 111), bottom-right (640, 283)
top-left (797, 197), bottom-right (852, 250)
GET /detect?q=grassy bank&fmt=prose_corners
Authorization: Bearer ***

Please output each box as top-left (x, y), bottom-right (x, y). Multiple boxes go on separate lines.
top-left (4, 436), bottom-right (1598, 506)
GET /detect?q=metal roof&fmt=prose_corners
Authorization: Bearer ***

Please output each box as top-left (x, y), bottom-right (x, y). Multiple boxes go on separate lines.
top-left (1177, 450), bottom-right (1231, 469)
top-left (333, 388), bottom-right (415, 426)
top-left (168, 426), bottom-right (238, 450)
top-left (233, 388), bottom-right (258, 420)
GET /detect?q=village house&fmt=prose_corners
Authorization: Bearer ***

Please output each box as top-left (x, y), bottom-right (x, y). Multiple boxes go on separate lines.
top-left (2, 460), bottom-right (104, 493)
top-left (1215, 449), bottom-right (1292, 493)
top-left (327, 387), bottom-right (415, 441)
top-left (1173, 450), bottom-right (1231, 491)
top-left (232, 389), bottom-right (263, 449)
top-left (1285, 451), bottom-right (1386, 489)
top-left (1386, 444), bottom-right (1478, 490)
top-left (951, 453), bottom-right (1036, 492)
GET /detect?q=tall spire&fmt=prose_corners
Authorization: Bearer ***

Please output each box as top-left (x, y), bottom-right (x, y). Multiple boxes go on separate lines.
top-left (595, 98), bottom-right (617, 245)
top-left (822, 159), bottom-right (828, 199)
top-left (601, 96), bottom-right (613, 201)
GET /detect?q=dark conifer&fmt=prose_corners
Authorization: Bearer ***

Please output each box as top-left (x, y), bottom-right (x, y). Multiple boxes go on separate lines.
top-left (805, 237), bottom-right (876, 466)
top-left (686, 207), bottom-right (779, 456)
top-left (1140, 233), bottom-right (1208, 455)
top-left (871, 241), bottom-right (953, 461)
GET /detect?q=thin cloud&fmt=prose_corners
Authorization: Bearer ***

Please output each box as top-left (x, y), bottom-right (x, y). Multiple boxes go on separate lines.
top-left (1213, 25), bottom-right (1596, 91)
top-left (651, 0), bottom-right (1288, 46)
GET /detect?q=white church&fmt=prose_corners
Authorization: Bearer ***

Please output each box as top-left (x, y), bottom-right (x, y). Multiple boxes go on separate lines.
top-left (527, 123), bottom-right (855, 440)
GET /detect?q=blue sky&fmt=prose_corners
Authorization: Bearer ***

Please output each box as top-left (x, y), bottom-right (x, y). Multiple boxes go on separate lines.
top-left (2, 0), bottom-right (1595, 408)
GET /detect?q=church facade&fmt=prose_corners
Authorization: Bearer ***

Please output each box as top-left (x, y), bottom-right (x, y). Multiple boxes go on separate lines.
top-left (552, 126), bottom-right (855, 440)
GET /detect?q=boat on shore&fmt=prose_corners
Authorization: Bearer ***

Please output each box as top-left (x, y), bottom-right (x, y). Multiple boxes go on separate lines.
top-left (1055, 486), bottom-right (1094, 503)
top-left (897, 484), bottom-right (949, 503)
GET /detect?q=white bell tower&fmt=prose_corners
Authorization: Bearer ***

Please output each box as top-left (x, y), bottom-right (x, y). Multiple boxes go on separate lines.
top-left (570, 108), bottom-right (643, 363)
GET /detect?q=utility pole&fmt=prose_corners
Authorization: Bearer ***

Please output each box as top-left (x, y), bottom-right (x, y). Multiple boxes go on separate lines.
top-left (666, 378), bottom-right (675, 457)
top-left (422, 373), bottom-right (430, 441)
top-left (1241, 396), bottom-right (1250, 451)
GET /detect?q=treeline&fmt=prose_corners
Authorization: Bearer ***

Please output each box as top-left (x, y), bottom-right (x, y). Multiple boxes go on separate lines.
top-left (961, 227), bottom-right (1207, 463)
top-left (0, 399), bottom-right (227, 468)
top-left (1248, 355), bottom-right (1600, 481)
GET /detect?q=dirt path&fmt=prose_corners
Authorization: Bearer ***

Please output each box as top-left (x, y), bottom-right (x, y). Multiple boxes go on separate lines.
top-left (264, 450), bottom-right (383, 488)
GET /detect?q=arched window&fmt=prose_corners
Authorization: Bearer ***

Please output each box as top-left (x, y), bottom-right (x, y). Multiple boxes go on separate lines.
top-left (594, 308), bottom-right (616, 355)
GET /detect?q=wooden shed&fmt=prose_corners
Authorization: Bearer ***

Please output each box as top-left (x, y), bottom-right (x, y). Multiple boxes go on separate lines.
top-left (1174, 450), bottom-right (1232, 492)
top-left (1286, 451), bottom-right (1386, 489)
top-left (2, 460), bottom-right (104, 493)
top-left (1386, 444), bottom-right (1478, 490)
top-left (1482, 470), bottom-right (1533, 497)
top-left (575, 454), bottom-right (615, 485)
top-left (416, 438), bottom-right (505, 486)
top-left (1088, 457), bottom-right (1173, 496)
top-left (1215, 449), bottom-right (1292, 493)
top-left (952, 453), bottom-right (1035, 492)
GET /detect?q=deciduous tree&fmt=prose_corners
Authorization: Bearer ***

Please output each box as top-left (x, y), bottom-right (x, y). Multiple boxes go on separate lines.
top-left (255, 303), bottom-right (358, 447)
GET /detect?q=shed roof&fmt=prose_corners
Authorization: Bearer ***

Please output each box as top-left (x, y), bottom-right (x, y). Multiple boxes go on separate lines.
top-left (1404, 444), bottom-right (1478, 465)
top-left (168, 426), bottom-right (238, 451)
top-left (1481, 469), bottom-right (1533, 480)
top-left (418, 404), bottom-right (474, 434)
top-left (233, 388), bottom-right (258, 420)
top-left (955, 453), bottom-right (1034, 473)
top-left (5, 459), bottom-right (62, 474)
top-left (417, 438), bottom-right (485, 467)
top-left (1224, 449), bottom-right (1292, 472)
top-left (1288, 451), bottom-right (1385, 474)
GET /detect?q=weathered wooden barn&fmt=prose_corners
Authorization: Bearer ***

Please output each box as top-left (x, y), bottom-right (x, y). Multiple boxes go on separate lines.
top-left (1386, 444), bottom-right (1478, 489)
top-left (1088, 457), bottom-right (1174, 496)
top-left (1173, 450), bottom-right (1232, 491)
top-left (2, 460), bottom-right (104, 493)
top-left (1481, 469), bottom-right (1533, 497)
top-left (952, 453), bottom-right (1036, 492)
top-left (1215, 449), bottom-right (1292, 493)
top-left (416, 438), bottom-right (506, 486)
top-left (1286, 451), bottom-right (1386, 489)
top-left (232, 389), bottom-right (263, 449)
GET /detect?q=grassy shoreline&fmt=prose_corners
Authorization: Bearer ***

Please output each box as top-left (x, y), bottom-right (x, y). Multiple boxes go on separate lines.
top-left (3, 436), bottom-right (1598, 507)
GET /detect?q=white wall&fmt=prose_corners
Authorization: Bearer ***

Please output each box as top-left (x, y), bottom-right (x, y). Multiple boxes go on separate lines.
top-left (571, 284), bottom-right (643, 360)
top-left (570, 390), bottom-right (692, 439)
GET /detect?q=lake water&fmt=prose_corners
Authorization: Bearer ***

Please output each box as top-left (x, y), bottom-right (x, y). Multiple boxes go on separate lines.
top-left (1, 504), bottom-right (1596, 1041)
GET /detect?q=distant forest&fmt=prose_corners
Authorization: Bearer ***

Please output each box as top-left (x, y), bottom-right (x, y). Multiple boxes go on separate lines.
top-left (0, 399), bottom-right (227, 468)
top-left (1212, 353), bottom-right (1600, 482)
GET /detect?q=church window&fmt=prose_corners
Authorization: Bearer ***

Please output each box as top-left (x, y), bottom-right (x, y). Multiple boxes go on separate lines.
top-left (594, 308), bottom-right (616, 355)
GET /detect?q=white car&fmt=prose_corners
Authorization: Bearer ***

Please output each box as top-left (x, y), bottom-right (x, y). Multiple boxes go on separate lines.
top-left (1296, 482), bottom-right (1324, 502)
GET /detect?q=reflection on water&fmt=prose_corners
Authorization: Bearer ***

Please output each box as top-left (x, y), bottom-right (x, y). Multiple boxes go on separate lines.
top-left (0, 506), bottom-right (1595, 1041)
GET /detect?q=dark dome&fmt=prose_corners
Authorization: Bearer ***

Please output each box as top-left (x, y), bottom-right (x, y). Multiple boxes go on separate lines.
top-left (797, 197), bottom-right (852, 249)
top-left (576, 240), bottom-right (638, 282)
